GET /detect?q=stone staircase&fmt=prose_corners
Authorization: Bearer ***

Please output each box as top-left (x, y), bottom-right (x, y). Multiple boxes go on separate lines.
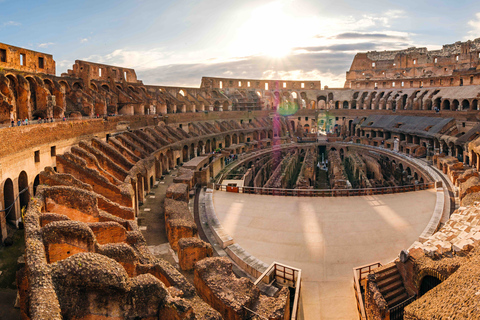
top-left (375, 263), bottom-right (409, 308)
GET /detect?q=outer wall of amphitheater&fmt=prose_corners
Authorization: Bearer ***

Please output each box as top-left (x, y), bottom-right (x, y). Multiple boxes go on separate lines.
top-left (3, 38), bottom-right (480, 320)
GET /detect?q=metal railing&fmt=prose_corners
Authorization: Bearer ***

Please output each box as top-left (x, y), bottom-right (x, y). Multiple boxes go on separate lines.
top-left (388, 295), bottom-right (416, 320)
top-left (215, 182), bottom-right (435, 197)
top-left (353, 262), bottom-right (382, 320)
top-left (254, 262), bottom-right (302, 320)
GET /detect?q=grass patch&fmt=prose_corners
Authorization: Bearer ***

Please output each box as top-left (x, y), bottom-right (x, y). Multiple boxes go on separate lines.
top-left (0, 230), bottom-right (25, 289)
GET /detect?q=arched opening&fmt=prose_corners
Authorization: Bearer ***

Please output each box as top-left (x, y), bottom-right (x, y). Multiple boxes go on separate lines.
top-left (212, 138), bottom-right (217, 150)
top-left (419, 275), bottom-right (442, 297)
top-left (26, 77), bottom-right (38, 114)
top-left (442, 99), bottom-right (450, 110)
top-left (166, 149), bottom-right (174, 169)
top-left (155, 158), bottom-right (162, 179)
top-left (182, 145), bottom-right (189, 162)
top-left (3, 178), bottom-right (15, 224)
top-left (73, 82), bottom-right (83, 90)
top-left (232, 134), bottom-right (238, 144)
top-left (205, 140), bottom-right (211, 153)
top-left (452, 99), bottom-right (459, 111)
top-left (402, 94), bottom-right (408, 109)
top-left (461, 99), bottom-right (470, 111)
top-left (472, 99), bottom-right (478, 110)
top-left (343, 101), bottom-right (349, 109)
top-left (18, 171), bottom-right (29, 213)
top-left (225, 135), bottom-right (231, 148)
top-left (197, 141), bottom-right (204, 156)
top-left (190, 143), bottom-right (195, 159)
top-left (33, 174), bottom-right (40, 196)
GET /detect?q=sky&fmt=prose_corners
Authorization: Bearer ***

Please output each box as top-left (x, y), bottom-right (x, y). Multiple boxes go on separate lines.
top-left (2, 0), bottom-right (480, 88)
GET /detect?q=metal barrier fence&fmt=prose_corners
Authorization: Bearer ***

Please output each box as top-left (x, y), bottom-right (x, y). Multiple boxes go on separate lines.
top-left (388, 295), bottom-right (416, 320)
top-left (353, 262), bottom-right (382, 320)
top-left (254, 262), bottom-right (302, 320)
top-left (216, 182), bottom-right (435, 197)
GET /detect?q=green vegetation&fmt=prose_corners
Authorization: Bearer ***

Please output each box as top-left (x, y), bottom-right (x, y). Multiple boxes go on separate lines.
top-left (0, 230), bottom-right (25, 289)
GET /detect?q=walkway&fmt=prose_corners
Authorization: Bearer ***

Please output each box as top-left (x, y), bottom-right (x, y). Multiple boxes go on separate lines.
top-left (137, 169), bottom-right (178, 267)
top-left (212, 189), bottom-right (437, 320)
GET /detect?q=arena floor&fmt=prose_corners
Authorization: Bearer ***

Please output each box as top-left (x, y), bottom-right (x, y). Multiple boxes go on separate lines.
top-left (213, 189), bottom-right (437, 320)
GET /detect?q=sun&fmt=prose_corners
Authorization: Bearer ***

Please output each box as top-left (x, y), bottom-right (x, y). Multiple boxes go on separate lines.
top-left (263, 44), bottom-right (292, 58)
top-left (231, 1), bottom-right (299, 58)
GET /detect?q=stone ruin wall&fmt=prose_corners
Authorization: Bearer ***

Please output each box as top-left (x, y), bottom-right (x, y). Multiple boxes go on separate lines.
top-left (17, 113), bottom-right (294, 319)
top-left (295, 147), bottom-right (317, 189)
top-left (345, 38), bottom-right (480, 90)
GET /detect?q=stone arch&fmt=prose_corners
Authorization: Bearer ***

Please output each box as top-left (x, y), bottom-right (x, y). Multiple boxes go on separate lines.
top-left (212, 138), bottom-right (217, 150)
top-left (232, 134), bottom-right (238, 144)
top-left (26, 76), bottom-right (38, 115)
top-left (415, 268), bottom-right (446, 297)
top-left (43, 78), bottom-right (55, 95)
top-left (197, 140), bottom-right (204, 156)
top-left (90, 82), bottom-right (98, 91)
top-left (239, 133), bottom-right (245, 143)
top-left (166, 149), bottom-right (174, 169)
top-left (441, 99), bottom-right (450, 110)
top-left (18, 171), bottom-right (29, 213)
top-left (472, 99), bottom-right (478, 110)
top-left (155, 157), bottom-right (162, 179)
top-left (182, 145), bottom-right (189, 162)
top-left (327, 92), bottom-right (334, 102)
top-left (225, 135), bottom-right (231, 148)
top-left (343, 101), bottom-right (349, 109)
top-left (190, 143), bottom-right (195, 159)
top-left (452, 99), bottom-right (459, 111)
top-left (461, 99), bottom-right (469, 111)
top-left (72, 82), bottom-right (83, 90)
top-left (205, 139), bottom-right (211, 153)
top-left (3, 178), bottom-right (15, 224)
top-left (102, 84), bottom-right (110, 92)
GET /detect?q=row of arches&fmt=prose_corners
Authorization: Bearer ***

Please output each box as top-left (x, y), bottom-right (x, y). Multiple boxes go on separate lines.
top-left (1, 171), bottom-right (41, 241)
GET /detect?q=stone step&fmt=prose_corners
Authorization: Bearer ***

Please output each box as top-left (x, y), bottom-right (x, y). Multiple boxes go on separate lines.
top-left (384, 286), bottom-right (406, 302)
top-left (375, 265), bottom-right (398, 280)
top-left (377, 273), bottom-right (402, 289)
top-left (387, 292), bottom-right (409, 308)
top-left (379, 279), bottom-right (403, 295)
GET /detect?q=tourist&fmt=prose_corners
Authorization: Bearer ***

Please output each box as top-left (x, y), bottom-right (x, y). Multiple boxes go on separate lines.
top-left (11, 118), bottom-right (14, 127)
top-left (25, 118), bottom-right (28, 125)
top-left (17, 119), bottom-right (21, 126)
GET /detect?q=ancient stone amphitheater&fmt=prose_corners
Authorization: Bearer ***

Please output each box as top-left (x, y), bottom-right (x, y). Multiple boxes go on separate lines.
top-left (1, 39), bottom-right (480, 320)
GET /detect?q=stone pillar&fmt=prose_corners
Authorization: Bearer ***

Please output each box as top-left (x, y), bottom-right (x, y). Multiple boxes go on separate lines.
top-left (194, 147), bottom-right (198, 157)
top-left (202, 145), bottom-right (205, 154)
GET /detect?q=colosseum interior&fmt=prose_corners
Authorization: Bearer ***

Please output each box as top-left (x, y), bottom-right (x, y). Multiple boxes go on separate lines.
top-left (1, 38), bottom-right (480, 320)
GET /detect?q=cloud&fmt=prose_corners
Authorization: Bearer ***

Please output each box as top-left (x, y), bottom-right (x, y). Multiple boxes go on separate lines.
top-left (38, 42), bottom-right (54, 48)
top-left (467, 12), bottom-right (480, 39)
top-left (2, 21), bottom-right (20, 27)
top-left (296, 42), bottom-right (381, 52)
top-left (83, 48), bottom-right (173, 70)
top-left (331, 32), bottom-right (409, 41)
top-left (136, 51), bottom-right (353, 89)
top-left (80, 38), bottom-right (89, 43)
